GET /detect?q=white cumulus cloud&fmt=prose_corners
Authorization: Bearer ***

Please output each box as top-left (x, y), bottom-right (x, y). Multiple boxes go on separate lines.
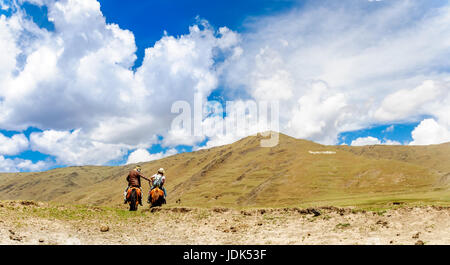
top-left (351, 136), bottom-right (381, 146)
top-left (222, 0), bottom-right (450, 144)
top-left (375, 80), bottom-right (444, 122)
top-left (351, 136), bottom-right (400, 146)
top-left (0, 133), bottom-right (29, 155)
top-left (0, 155), bottom-right (50, 172)
top-left (126, 148), bottom-right (177, 165)
top-left (0, 0), bottom-right (239, 169)
top-left (410, 119), bottom-right (450, 145)
top-left (29, 129), bottom-right (130, 165)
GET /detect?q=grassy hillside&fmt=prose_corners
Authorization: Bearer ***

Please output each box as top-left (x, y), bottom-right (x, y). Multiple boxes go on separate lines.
top-left (0, 133), bottom-right (448, 208)
top-left (337, 143), bottom-right (450, 173)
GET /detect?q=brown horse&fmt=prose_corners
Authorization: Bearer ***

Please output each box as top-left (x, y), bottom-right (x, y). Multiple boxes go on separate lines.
top-left (150, 187), bottom-right (165, 207)
top-left (126, 187), bottom-right (141, 211)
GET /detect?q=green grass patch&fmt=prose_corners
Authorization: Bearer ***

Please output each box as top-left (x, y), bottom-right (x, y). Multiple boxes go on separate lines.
top-left (336, 223), bottom-right (351, 229)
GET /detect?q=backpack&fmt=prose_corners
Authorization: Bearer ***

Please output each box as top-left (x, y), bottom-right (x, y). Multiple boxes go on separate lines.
top-left (153, 174), bottom-right (163, 187)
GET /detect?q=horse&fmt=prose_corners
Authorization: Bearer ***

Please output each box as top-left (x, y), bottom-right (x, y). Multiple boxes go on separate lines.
top-left (150, 187), bottom-right (165, 208)
top-left (126, 187), bottom-right (141, 211)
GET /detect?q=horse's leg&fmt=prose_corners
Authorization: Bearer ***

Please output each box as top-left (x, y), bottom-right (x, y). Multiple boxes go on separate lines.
top-left (129, 189), bottom-right (135, 211)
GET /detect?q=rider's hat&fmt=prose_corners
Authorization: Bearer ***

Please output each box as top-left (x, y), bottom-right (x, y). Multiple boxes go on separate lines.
top-left (135, 165), bottom-right (142, 172)
top-left (157, 168), bottom-right (165, 174)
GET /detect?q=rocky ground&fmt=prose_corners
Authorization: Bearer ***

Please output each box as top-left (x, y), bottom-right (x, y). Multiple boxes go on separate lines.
top-left (0, 201), bottom-right (449, 245)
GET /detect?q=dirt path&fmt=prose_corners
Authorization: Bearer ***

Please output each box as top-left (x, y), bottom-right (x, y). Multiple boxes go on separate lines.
top-left (0, 201), bottom-right (449, 245)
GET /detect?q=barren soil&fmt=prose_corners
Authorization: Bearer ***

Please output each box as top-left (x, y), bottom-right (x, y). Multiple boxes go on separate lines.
top-left (0, 201), bottom-right (449, 245)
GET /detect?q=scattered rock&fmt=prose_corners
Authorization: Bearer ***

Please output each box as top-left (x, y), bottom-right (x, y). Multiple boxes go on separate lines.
top-left (259, 209), bottom-right (267, 215)
top-left (20, 200), bottom-right (38, 206)
top-left (213, 207), bottom-right (228, 213)
top-left (171, 207), bottom-right (191, 213)
top-left (240, 211), bottom-right (252, 216)
top-left (297, 208), bottom-right (321, 216)
top-left (100, 225), bottom-right (109, 232)
top-left (376, 220), bottom-right (389, 227)
top-left (310, 208), bottom-right (321, 217)
top-left (257, 222), bottom-right (263, 226)
top-left (150, 207), bottom-right (161, 213)
top-left (390, 240), bottom-right (394, 244)
top-left (415, 240), bottom-right (424, 245)
top-left (9, 235), bottom-right (22, 241)
top-left (38, 239), bottom-right (45, 243)
top-left (8, 229), bottom-right (15, 235)
top-left (230, 227), bottom-right (237, 233)
top-left (412, 232), bottom-right (420, 239)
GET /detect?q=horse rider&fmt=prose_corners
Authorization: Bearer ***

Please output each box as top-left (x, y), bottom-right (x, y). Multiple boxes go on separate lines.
top-left (124, 165), bottom-right (150, 205)
top-left (147, 168), bottom-right (167, 203)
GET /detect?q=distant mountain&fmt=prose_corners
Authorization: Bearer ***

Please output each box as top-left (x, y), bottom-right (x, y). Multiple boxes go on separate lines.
top-left (1, 133), bottom-right (448, 208)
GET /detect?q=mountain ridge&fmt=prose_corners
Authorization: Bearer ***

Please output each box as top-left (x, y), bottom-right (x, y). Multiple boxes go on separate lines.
top-left (0, 132), bottom-right (448, 208)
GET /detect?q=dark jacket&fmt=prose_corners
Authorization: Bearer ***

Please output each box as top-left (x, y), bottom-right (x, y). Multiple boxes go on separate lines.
top-left (126, 169), bottom-right (143, 187)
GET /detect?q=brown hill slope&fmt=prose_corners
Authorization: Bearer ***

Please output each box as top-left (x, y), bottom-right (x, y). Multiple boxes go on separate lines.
top-left (0, 133), bottom-right (448, 208)
top-left (337, 143), bottom-right (450, 173)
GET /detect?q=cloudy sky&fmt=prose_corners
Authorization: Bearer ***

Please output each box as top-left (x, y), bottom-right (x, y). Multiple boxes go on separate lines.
top-left (0, 0), bottom-right (449, 172)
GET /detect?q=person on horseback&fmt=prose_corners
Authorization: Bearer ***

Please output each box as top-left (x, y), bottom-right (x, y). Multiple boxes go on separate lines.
top-left (147, 168), bottom-right (167, 204)
top-left (124, 165), bottom-right (150, 205)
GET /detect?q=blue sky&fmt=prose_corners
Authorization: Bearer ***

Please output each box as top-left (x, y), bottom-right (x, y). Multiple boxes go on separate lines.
top-left (99, 0), bottom-right (301, 70)
top-left (338, 123), bottom-right (418, 146)
top-left (1, 0), bottom-right (449, 172)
